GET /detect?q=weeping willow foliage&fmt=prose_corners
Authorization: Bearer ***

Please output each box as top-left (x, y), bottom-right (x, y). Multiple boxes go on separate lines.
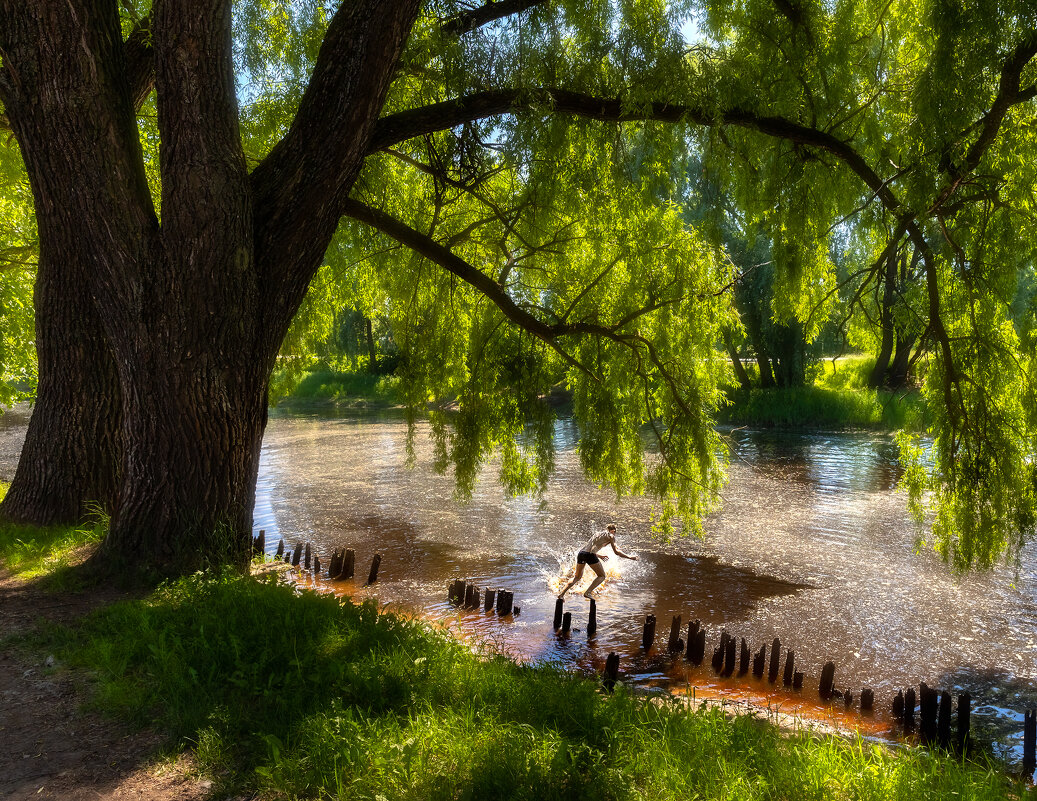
top-left (4, 0), bottom-right (1037, 562)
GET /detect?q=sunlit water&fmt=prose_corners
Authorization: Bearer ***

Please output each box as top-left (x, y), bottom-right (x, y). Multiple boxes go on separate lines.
top-left (255, 410), bottom-right (1037, 764)
top-left (1, 403), bottom-right (1034, 764)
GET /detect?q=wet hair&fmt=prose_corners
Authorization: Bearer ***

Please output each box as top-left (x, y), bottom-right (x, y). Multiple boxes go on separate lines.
top-left (606, 523), bottom-right (616, 531)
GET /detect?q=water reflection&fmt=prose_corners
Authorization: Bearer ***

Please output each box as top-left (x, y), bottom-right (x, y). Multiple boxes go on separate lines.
top-left (254, 413), bottom-right (1037, 762)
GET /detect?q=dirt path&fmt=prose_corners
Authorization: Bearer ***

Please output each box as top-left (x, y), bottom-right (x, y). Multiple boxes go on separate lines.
top-left (0, 569), bottom-right (213, 801)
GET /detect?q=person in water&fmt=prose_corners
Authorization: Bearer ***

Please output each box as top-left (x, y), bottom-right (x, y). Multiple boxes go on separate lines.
top-left (557, 523), bottom-right (638, 599)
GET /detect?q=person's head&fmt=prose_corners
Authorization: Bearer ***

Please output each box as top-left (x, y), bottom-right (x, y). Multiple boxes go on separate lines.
top-left (606, 523), bottom-right (616, 534)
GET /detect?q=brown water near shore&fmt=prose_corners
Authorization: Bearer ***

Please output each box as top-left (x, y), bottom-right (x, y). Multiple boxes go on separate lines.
top-left (254, 410), bottom-right (1037, 763)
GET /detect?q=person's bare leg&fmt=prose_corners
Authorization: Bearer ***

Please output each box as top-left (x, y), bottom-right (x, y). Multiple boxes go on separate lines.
top-left (558, 563), bottom-right (585, 598)
top-left (583, 562), bottom-right (607, 598)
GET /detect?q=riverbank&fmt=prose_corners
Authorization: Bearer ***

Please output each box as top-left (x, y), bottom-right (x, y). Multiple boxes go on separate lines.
top-left (0, 525), bottom-right (1027, 801)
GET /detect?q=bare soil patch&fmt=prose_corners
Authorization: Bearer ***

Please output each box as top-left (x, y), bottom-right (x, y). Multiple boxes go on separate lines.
top-left (0, 568), bottom-right (214, 801)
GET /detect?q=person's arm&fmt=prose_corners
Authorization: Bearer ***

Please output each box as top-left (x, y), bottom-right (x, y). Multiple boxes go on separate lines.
top-left (610, 539), bottom-right (638, 560)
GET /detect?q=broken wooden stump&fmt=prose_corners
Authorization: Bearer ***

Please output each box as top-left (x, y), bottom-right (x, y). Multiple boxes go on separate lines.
top-left (448, 579), bottom-right (465, 605)
top-left (685, 620), bottom-right (700, 662)
top-left (723, 633), bottom-right (736, 677)
top-left (904, 687), bottom-right (916, 728)
top-left (919, 683), bottom-right (938, 743)
top-left (937, 691), bottom-right (951, 748)
top-left (1025, 710), bottom-right (1036, 776)
top-left (463, 583), bottom-right (476, 608)
top-left (365, 553), bottom-right (381, 585)
top-left (553, 598), bottom-right (564, 630)
top-left (792, 671), bottom-right (803, 690)
top-left (561, 611), bottom-right (572, 633)
top-left (752, 644), bottom-right (766, 678)
top-left (587, 599), bottom-right (597, 638)
top-left (304, 542), bottom-right (311, 570)
top-left (782, 650), bottom-right (795, 687)
top-left (843, 690), bottom-right (853, 707)
top-left (818, 661), bottom-right (835, 701)
top-left (329, 549), bottom-right (343, 580)
top-left (313, 555), bottom-right (321, 575)
top-left (738, 638), bottom-right (750, 677)
top-left (642, 615), bottom-right (656, 651)
top-left (892, 690), bottom-right (904, 721)
top-left (276, 538), bottom-right (285, 558)
top-left (496, 590), bottom-right (514, 616)
top-left (861, 688), bottom-right (874, 712)
top-left (667, 615), bottom-right (683, 653)
top-left (254, 530), bottom-right (265, 556)
top-left (690, 628), bottom-right (705, 665)
top-left (768, 638), bottom-right (781, 684)
top-left (291, 542), bottom-right (303, 567)
top-left (712, 630), bottom-right (727, 673)
top-left (343, 549), bottom-right (356, 580)
top-left (484, 588), bottom-right (496, 611)
top-left (958, 692), bottom-right (971, 751)
top-left (603, 652), bottom-right (620, 692)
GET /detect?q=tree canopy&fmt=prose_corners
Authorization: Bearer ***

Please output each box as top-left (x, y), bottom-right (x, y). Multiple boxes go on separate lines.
top-left (1, 0), bottom-right (1036, 573)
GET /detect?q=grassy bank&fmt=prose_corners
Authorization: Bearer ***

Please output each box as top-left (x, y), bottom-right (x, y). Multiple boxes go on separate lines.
top-left (271, 367), bottom-right (400, 409)
top-left (5, 561), bottom-right (1013, 800)
top-left (721, 355), bottom-right (931, 432)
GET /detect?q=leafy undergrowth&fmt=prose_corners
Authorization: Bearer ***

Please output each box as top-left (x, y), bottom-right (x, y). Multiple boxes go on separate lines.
top-left (0, 485), bottom-right (107, 587)
top-left (271, 368), bottom-right (401, 408)
top-left (721, 355), bottom-right (931, 431)
top-left (40, 571), bottom-right (1025, 800)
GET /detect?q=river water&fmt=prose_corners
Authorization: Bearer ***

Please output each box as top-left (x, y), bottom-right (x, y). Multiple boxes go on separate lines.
top-left (254, 409), bottom-right (1037, 760)
top-left (2, 404), bottom-right (1035, 759)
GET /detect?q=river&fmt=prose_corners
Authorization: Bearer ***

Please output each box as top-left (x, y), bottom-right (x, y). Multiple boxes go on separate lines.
top-left (3, 405), bottom-right (1036, 760)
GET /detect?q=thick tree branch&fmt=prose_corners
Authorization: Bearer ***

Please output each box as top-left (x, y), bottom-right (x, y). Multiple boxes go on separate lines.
top-left (369, 88), bottom-right (905, 213)
top-left (123, 16), bottom-right (154, 111)
top-left (442, 0), bottom-right (548, 37)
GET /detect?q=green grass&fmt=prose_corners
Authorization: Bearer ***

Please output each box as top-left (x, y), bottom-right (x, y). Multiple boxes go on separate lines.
top-left (34, 571), bottom-right (1025, 800)
top-left (721, 355), bottom-right (932, 432)
top-left (0, 484), bottom-right (107, 586)
top-left (272, 367), bottom-right (400, 408)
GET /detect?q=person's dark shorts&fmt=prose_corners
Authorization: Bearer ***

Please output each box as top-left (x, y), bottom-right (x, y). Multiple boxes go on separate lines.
top-left (576, 550), bottom-right (600, 565)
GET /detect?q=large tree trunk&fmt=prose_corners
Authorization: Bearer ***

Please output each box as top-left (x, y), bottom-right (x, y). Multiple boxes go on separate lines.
top-left (0, 253), bottom-right (122, 525)
top-left (868, 248), bottom-right (899, 389)
top-left (723, 330), bottom-right (752, 390)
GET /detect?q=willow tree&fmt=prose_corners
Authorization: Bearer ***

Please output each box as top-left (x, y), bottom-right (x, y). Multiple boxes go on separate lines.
top-left (1, 0), bottom-right (1036, 574)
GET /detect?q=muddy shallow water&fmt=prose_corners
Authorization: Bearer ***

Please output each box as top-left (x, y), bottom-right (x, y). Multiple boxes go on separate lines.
top-left (253, 409), bottom-right (1037, 762)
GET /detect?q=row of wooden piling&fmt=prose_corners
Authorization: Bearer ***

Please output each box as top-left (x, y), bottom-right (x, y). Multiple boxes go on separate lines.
top-left (889, 683), bottom-right (972, 750)
top-left (251, 530), bottom-right (381, 585)
top-left (447, 579), bottom-right (521, 616)
top-left (552, 597), bottom-right (596, 636)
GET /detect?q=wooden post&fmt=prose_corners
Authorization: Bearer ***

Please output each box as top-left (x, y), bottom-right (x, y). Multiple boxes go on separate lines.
top-left (256, 529), bottom-right (265, 555)
top-left (469, 586), bottom-right (481, 608)
top-left (1024, 710), bottom-right (1037, 776)
top-left (892, 690), bottom-right (904, 721)
top-left (958, 692), bottom-right (971, 751)
top-left (861, 688), bottom-right (874, 712)
top-left (782, 650), bottom-right (795, 687)
top-left (587, 599), bottom-right (597, 639)
top-left (752, 644), bottom-right (766, 678)
top-left (818, 662), bottom-right (835, 701)
top-left (343, 549), bottom-right (355, 580)
top-left (283, 551), bottom-right (291, 563)
top-left (685, 620), bottom-right (700, 662)
top-left (1025, 710), bottom-right (1037, 776)
top-left (366, 553), bottom-right (381, 585)
top-left (919, 683), bottom-right (938, 744)
top-left (738, 638), bottom-right (750, 676)
top-left (937, 691), bottom-right (951, 748)
top-left (313, 555), bottom-right (321, 575)
top-left (642, 615), bottom-right (656, 651)
top-left (291, 542), bottom-right (303, 566)
top-left (904, 687), bottom-right (916, 729)
top-left (768, 638), bottom-right (781, 684)
top-left (792, 672), bottom-right (803, 690)
top-left (276, 538), bottom-right (285, 558)
top-left (329, 549), bottom-right (342, 579)
top-left (712, 631), bottom-right (727, 673)
top-left (603, 652), bottom-right (620, 692)
top-left (723, 633), bottom-right (736, 677)
top-left (448, 579), bottom-right (465, 605)
top-left (692, 629), bottom-right (705, 665)
top-left (484, 588), bottom-right (496, 611)
top-left (463, 583), bottom-right (475, 608)
top-left (561, 611), bottom-right (572, 633)
top-left (843, 690), bottom-right (853, 707)
top-left (667, 615), bottom-right (683, 653)
top-left (498, 590), bottom-right (513, 616)
top-left (553, 598), bottom-right (564, 630)
top-left (304, 542), bottom-right (311, 570)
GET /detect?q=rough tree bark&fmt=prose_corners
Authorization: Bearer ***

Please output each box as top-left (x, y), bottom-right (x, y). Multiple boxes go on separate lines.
top-left (0, 0), bottom-right (420, 575)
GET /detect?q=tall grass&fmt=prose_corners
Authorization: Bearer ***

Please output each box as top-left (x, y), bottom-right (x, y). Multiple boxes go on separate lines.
top-left (41, 572), bottom-right (1023, 800)
top-left (272, 368), bottom-right (400, 407)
